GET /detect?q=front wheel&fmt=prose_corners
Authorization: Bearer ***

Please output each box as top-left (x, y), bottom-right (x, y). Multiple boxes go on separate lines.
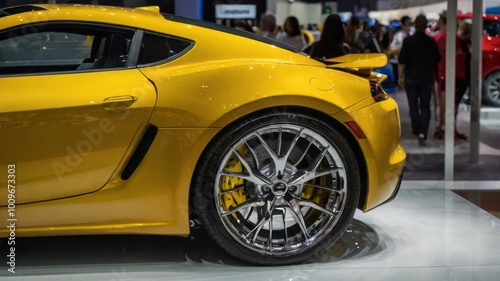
top-left (483, 71), bottom-right (500, 107)
top-left (192, 111), bottom-right (361, 265)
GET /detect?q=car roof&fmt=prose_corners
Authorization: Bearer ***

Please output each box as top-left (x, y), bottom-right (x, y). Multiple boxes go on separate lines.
top-left (0, 4), bottom-right (300, 53)
top-left (0, 4), bottom-right (46, 17)
top-left (0, 4), bottom-right (166, 23)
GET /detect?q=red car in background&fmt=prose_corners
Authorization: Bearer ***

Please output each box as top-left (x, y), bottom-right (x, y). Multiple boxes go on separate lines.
top-left (458, 13), bottom-right (500, 106)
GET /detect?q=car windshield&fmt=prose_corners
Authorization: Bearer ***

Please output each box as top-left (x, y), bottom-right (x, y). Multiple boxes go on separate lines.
top-left (484, 20), bottom-right (500, 36)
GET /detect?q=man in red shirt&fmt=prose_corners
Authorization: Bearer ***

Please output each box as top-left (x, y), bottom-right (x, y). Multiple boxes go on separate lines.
top-left (433, 11), bottom-right (469, 140)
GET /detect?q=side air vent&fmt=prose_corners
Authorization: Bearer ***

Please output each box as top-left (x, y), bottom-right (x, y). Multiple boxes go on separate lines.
top-left (121, 124), bottom-right (158, 180)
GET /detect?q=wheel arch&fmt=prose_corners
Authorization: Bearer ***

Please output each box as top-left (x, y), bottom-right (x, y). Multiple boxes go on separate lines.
top-left (482, 70), bottom-right (500, 105)
top-left (483, 67), bottom-right (500, 81)
top-left (188, 105), bottom-right (369, 215)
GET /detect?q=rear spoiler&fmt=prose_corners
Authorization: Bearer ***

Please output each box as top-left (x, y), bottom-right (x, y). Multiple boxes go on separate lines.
top-left (323, 53), bottom-right (389, 82)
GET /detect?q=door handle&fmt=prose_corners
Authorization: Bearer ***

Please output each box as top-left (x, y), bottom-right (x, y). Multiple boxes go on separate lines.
top-left (102, 95), bottom-right (137, 111)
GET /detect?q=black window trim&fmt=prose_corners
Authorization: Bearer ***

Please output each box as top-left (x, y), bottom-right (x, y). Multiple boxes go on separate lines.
top-left (136, 31), bottom-right (194, 68)
top-left (161, 12), bottom-right (302, 53)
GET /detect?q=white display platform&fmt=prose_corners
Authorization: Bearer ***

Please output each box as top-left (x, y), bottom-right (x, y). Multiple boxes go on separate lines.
top-left (1, 180), bottom-right (499, 281)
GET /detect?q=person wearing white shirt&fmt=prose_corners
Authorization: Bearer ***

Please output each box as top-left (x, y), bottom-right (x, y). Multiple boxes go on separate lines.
top-left (388, 15), bottom-right (412, 87)
top-left (260, 13), bottom-right (278, 40)
top-left (277, 16), bottom-right (306, 50)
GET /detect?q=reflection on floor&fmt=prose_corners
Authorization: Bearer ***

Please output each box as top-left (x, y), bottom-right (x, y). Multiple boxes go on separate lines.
top-left (454, 190), bottom-right (500, 219)
top-left (1, 181), bottom-right (499, 280)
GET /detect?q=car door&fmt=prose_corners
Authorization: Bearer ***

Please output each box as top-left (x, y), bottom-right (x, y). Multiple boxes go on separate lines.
top-left (0, 23), bottom-right (156, 204)
top-left (483, 19), bottom-right (500, 75)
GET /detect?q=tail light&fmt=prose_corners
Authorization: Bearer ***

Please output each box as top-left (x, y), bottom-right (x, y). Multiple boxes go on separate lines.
top-left (370, 80), bottom-right (389, 102)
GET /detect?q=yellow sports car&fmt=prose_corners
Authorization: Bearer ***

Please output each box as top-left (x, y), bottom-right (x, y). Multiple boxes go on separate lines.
top-left (0, 4), bottom-right (405, 265)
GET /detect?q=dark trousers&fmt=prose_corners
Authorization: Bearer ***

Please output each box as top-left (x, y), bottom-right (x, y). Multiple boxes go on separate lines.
top-left (405, 80), bottom-right (432, 139)
top-left (455, 78), bottom-right (468, 111)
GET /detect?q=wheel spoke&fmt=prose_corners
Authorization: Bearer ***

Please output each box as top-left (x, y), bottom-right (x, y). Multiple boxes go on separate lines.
top-left (284, 199), bottom-right (310, 241)
top-left (292, 141), bottom-right (313, 166)
top-left (491, 89), bottom-right (500, 100)
top-left (254, 133), bottom-right (278, 158)
top-left (493, 78), bottom-right (500, 88)
top-left (244, 141), bottom-right (261, 170)
top-left (222, 148), bottom-right (273, 186)
top-left (280, 129), bottom-right (304, 170)
top-left (489, 83), bottom-right (499, 91)
top-left (245, 199), bottom-right (275, 244)
top-left (281, 208), bottom-right (289, 248)
top-left (288, 147), bottom-right (331, 185)
top-left (314, 168), bottom-right (342, 179)
top-left (301, 181), bottom-right (342, 192)
top-left (277, 127), bottom-right (283, 156)
top-left (248, 215), bottom-right (270, 244)
top-left (268, 210), bottom-right (274, 251)
top-left (298, 198), bottom-right (340, 216)
top-left (254, 129), bottom-right (304, 176)
top-left (220, 171), bottom-right (268, 186)
top-left (487, 77), bottom-right (500, 101)
top-left (219, 184), bottom-right (245, 195)
top-left (221, 197), bottom-right (263, 217)
top-left (235, 206), bottom-right (256, 233)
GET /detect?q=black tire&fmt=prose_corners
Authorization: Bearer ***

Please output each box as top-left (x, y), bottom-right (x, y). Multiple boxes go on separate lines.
top-left (192, 110), bottom-right (361, 265)
top-left (483, 71), bottom-right (500, 107)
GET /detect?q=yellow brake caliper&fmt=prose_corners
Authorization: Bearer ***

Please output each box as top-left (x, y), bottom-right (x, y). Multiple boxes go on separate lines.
top-left (301, 163), bottom-right (329, 220)
top-left (221, 146), bottom-right (249, 218)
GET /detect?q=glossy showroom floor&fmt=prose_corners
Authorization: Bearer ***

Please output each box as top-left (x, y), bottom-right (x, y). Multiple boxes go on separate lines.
top-left (0, 183), bottom-right (499, 281)
top-left (1, 90), bottom-right (499, 280)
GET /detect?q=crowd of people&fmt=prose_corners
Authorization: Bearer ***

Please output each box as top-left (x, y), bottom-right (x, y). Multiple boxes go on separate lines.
top-left (231, 11), bottom-right (473, 147)
top-left (397, 11), bottom-right (471, 146)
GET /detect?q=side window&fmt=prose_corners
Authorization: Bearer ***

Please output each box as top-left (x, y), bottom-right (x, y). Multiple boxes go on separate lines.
top-left (0, 23), bottom-right (134, 76)
top-left (138, 32), bottom-right (192, 65)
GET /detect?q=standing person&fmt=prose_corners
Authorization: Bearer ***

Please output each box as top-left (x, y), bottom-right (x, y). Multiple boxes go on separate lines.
top-left (344, 16), bottom-right (365, 53)
top-left (233, 19), bottom-right (254, 33)
top-left (259, 13), bottom-right (277, 39)
top-left (458, 20), bottom-right (472, 97)
top-left (376, 23), bottom-right (391, 52)
top-left (363, 20), bottom-right (382, 53)
top-left (398, 14), bottom-right (441, 146)
top-left (277, 16), bottom-right (306, 49)
top-left (309, 14), bottom-right (349, 59)
top-left (432, 11), bottom-right (469, 140)
top-left (388, 15), bottom-right (412, 87)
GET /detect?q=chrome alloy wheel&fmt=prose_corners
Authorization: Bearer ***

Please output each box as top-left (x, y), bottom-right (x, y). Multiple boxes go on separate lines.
top-left (484, 71), bottom-right (500, 106)
top-left (214, 124), bottom-right (348, 256)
